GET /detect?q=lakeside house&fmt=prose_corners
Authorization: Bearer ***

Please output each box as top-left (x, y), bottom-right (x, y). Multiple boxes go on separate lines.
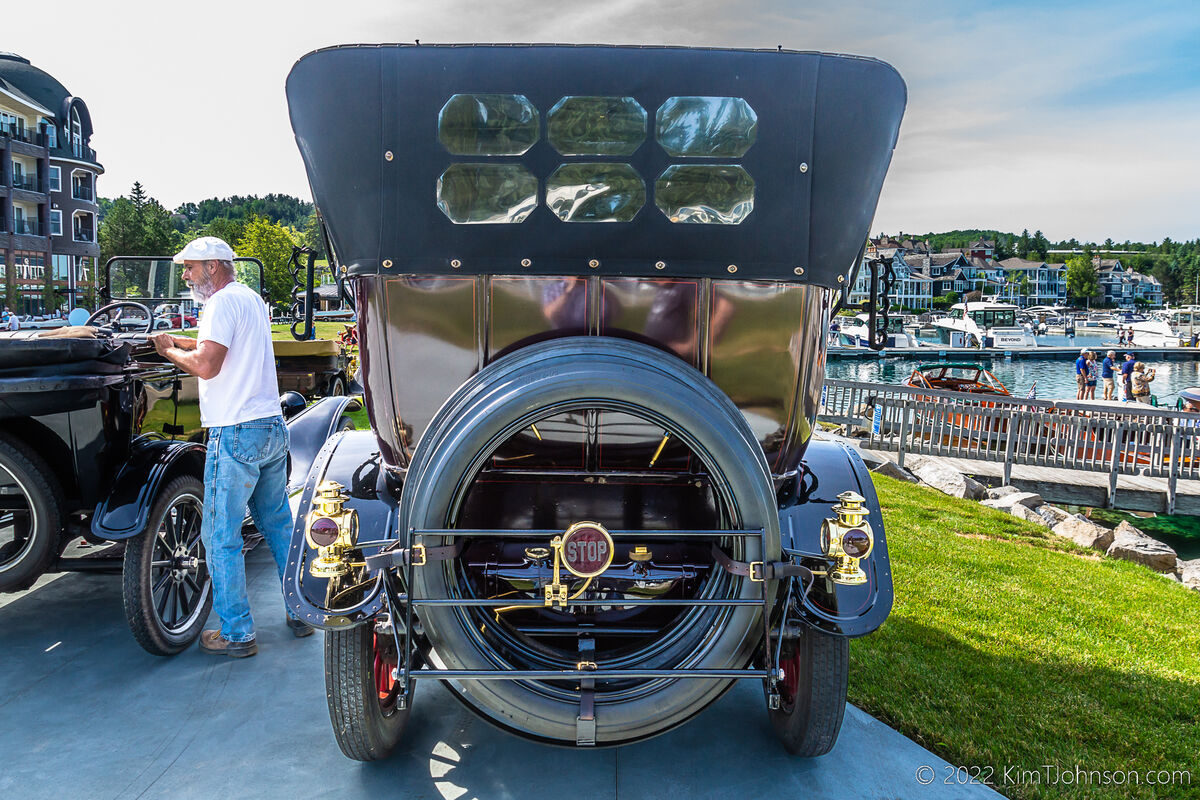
top-left (850, 237), bottom-right (1163, 310)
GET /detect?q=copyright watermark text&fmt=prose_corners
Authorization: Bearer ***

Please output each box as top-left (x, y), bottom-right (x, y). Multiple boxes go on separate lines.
top-left (915, 763), bottom-right (1192, 788)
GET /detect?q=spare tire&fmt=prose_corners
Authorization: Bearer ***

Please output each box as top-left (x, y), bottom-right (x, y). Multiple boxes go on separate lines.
top-left (401, 337), bottom-right (780, 746)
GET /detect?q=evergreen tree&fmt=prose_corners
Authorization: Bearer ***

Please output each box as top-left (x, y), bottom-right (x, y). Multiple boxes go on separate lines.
top-left (1018, 229), bottom-right (1031, 258)
top-left (129, 181), bottom-right (148, 215)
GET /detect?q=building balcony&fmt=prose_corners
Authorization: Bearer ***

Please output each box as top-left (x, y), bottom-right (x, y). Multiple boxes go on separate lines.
top-left (14, 220), bottom-right (42, 236)
top-left (1, 124), bottom-right (45, 147)
top-left (11, 175), bottom-right (39, 192)
top-left (72, 185), bottom-right (94, 201)
top-left (73, 227), bottom-right (94, 243)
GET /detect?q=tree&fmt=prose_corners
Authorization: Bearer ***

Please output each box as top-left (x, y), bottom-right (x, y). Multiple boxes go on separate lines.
top-left (235, 217), bottom-right (298, 305)
top-left (129, 181), bottom-right (148, 215)
top-left (1018, 229), bottom-right (1031, 258)
top-left (1032, 230), bottom-right (1049, 260)
top-left (1064, 256), bottom-right (1099, 304)
top-left (99, 197), bottom-right (144, 264)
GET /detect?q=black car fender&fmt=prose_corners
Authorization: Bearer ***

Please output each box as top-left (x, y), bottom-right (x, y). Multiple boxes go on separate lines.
top-left (283, 428), bottom-right (397, 628)
top-left (779, 438), bottom-right (893, 637)
top-left (284, 395), bottom-right (358, 490)
top-left (90, 439), bottom-right (205, 540)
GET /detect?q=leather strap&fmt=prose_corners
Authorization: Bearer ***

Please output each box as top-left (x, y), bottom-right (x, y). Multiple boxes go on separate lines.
top-left (364, 541), bottom-right (463, 572)
top-left (710, 543), bottom-right (812, 582)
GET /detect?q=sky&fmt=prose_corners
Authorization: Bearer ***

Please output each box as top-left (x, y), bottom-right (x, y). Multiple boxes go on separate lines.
top-left (6, 0), bottom-right (1198, 244)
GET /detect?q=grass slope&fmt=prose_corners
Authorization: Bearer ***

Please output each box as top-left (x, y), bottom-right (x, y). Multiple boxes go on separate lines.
top-left (850, 475), bottom-right (1200, 799)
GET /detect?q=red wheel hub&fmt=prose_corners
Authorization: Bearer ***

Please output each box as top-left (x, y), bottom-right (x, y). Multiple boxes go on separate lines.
top-left (372, 632), bottom-right (398, 705)
top-left (779, 644), bottom-right (801, 707)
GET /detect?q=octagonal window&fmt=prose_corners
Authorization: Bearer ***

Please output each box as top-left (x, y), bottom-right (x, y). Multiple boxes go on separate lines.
top-left (437, 164), bottom-right (538, 224)
top-left (546, 163), bottom-right (645, 223)
top-left (655, 97), bottom-right (757, 158)
top-left (654, 165), bottom-right (755, 224)
top-left (547, 96), bottom-right (646, 156)
top-left (438, 93), bottom-right (539, 156)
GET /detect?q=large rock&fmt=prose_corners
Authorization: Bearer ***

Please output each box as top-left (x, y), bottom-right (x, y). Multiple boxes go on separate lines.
top-left (911, 459), bottom-right (986, 500)
top-left (1051, 515), bottom-right (1115, 552)
top-left (1105, 521), bottom-right (1178, 572)
top-left (1009, 503), bottom-right (1050, 527)
top-left (871, 460), bottom-right (918, 484)
top-left (986, 485), bottom-right (1021, 500)
top-left (1179, 559), bottom-right (1200, 591)
top-left (1035, 505), bottom-right (1071, 527)
top-left (980, 492), bottom-right (1044, 512)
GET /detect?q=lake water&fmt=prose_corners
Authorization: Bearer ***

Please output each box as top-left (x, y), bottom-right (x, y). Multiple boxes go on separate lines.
top-left (827, 332), bottom-right (1200, 558)
top-left (826, 332), bottom-right (1200, 405)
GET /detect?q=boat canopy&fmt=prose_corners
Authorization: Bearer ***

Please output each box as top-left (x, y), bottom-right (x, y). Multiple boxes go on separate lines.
top-left (285, 43), bottom-right (906, 288)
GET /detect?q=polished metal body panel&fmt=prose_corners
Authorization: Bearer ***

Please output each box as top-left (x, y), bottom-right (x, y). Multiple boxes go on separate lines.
top-left (357, 274), bottom-right (829, 475)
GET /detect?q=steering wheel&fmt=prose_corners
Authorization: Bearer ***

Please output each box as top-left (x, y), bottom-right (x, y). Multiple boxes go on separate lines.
top-left (86, 301), bottom-right (154, 334)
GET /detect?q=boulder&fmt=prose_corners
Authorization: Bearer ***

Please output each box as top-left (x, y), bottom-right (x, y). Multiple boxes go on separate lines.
top-left (1035, 505), bottom-right (1071, 527)
top-left (986, 485), bottom-right (1021, 500)
top-left (1105, 521), bottom-right (1178, 572)
top-left (1051, 515), bottom-right (1115, 552)
top-left (979, 492), bottom-right (1044, 511)
top-left (1009, 503), bottom-right (1050, 527)
top-left (871, 460), bottom-right (918, 484)
top-left (911, 459), bottom-right (986, 500)
top-left (1177, 558), bottom-right (1200, 591)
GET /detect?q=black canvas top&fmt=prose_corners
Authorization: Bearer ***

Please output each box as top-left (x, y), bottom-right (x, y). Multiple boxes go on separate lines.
top-left (286, 44), bottom-right (906, 288)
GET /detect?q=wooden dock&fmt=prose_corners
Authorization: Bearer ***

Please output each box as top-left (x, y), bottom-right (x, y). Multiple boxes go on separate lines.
top-left (828, 345), bottom-right (1200, 361)
top-left (820, 378), bottom-right (1200, 514)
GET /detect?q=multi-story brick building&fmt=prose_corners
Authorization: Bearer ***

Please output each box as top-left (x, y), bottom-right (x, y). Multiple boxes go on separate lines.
top-left (0, 52), bottom-right (102, 314)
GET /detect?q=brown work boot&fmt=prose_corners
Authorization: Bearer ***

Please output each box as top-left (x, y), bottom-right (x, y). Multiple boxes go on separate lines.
top-left (199, 629), bottom-right (258, 658)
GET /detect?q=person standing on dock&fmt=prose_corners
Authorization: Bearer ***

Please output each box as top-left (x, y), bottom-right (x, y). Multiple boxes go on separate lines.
top-left (1084, 351), bottom-right (1098, 399)
top-left (1074, 347), bottom-right (1089, 400)
top-left (1131, 361), bottom-right (1156, 404)
top-left (1121, 352), bottom-right (1137, 401)
top-left (1101, 350), bottom-right (1117, 401)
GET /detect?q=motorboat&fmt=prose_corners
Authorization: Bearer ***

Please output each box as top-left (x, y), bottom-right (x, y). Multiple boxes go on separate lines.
top-left (1131, 308), bottom-right (1200, 348)
top-left (905, 362), bottom-right (1011, 396)
top-left (931, 301), bottom-right (1035, 348)
top-left (837, 312), bottom-right (922, 348)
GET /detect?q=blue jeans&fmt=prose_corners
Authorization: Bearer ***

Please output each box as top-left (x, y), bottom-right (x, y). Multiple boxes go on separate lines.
top-left (201, 416), bottom-right (293, 643)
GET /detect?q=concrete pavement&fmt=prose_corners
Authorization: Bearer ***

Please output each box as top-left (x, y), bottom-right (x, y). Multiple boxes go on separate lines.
top-left (0, 547), bottom-right (1001, 800)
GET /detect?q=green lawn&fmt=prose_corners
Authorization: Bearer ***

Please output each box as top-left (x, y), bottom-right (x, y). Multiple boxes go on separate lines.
top-left (851, 475), bottom-right (1200, 799)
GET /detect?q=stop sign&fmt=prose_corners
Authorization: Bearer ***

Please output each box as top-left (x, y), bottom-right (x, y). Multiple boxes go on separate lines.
top-left (560, 522), bottom-right (614, 578)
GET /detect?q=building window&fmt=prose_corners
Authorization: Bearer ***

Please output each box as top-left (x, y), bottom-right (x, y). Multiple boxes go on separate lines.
top-left (41, 118), bottom-right (57, 148)
top-left (50, 210), bottom-right (62, 237)
top-left (71, 108), bottom-right (82, 158)
top-left (49, 166), bottom-right (61, 192)
top-left (53, 254), bottom-right (71, 279)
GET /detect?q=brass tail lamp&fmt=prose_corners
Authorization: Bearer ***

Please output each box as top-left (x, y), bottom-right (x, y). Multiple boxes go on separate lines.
top-left (306, 481), bottom-right (359, 578)
top-left (819, 491), bottom-right (875, 585)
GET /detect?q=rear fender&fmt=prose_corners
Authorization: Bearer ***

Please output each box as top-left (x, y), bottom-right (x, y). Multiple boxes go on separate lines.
top-left (780, 438), bottom-right (892, 637)
top-left (90, 439), bottom-right (205, 540)
top-left (283, 429), bottom-right (397, 629)
top-left (285, 395), bottom-right (357, 490)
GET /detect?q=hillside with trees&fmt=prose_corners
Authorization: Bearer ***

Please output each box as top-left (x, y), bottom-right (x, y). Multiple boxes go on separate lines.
top-left (97, 183), bottom-right (327, 307)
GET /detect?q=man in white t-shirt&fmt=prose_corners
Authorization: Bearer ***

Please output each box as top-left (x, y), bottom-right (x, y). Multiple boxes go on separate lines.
top-left (151, 236), bottom-right (311, 657)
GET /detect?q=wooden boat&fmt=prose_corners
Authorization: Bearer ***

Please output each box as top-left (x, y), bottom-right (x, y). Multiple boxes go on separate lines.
top-left (904, 363), bottom-right (1011, 396)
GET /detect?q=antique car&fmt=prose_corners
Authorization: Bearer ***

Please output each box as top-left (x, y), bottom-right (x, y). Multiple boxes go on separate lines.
top-left (282, 43), bottom-right (904, 759)
top-left (0, 256), bottom-right (354, 656)
top-left (273, 338), bottom-right (354, 398)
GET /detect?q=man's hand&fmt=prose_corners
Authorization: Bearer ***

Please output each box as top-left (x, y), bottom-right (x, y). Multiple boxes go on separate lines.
top-left (151, 333), bottom-right (174, 356)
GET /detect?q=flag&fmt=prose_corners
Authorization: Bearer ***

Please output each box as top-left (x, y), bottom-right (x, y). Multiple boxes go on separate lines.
top-left (1026, 381), bottom-right (1037, 400)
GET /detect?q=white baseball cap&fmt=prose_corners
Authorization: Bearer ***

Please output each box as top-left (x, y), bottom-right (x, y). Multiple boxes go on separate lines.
top-left (173, 236), bottom-right (235, 264)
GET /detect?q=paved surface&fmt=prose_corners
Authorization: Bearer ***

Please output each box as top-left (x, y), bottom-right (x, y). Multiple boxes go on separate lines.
top-left (1, 549), bottom-right (1001, 800)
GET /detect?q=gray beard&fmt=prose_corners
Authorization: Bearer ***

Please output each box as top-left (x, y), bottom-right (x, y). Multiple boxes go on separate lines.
top-left (189, 278), bottom-right (215, 303)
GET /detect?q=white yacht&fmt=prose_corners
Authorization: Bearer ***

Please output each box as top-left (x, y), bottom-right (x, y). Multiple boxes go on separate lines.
top-left (836, 313), bottom-right (922, 349)
top-left (1130, 308), bottom-right (1200, 348)
top-left (931, 302), bottom-right (1035, 348)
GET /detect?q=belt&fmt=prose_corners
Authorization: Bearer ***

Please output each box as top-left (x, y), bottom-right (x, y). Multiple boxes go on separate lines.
top-left (709, 543), bottom-right (812, 582)
top-left (364, 541), bottom-right (463, 572)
